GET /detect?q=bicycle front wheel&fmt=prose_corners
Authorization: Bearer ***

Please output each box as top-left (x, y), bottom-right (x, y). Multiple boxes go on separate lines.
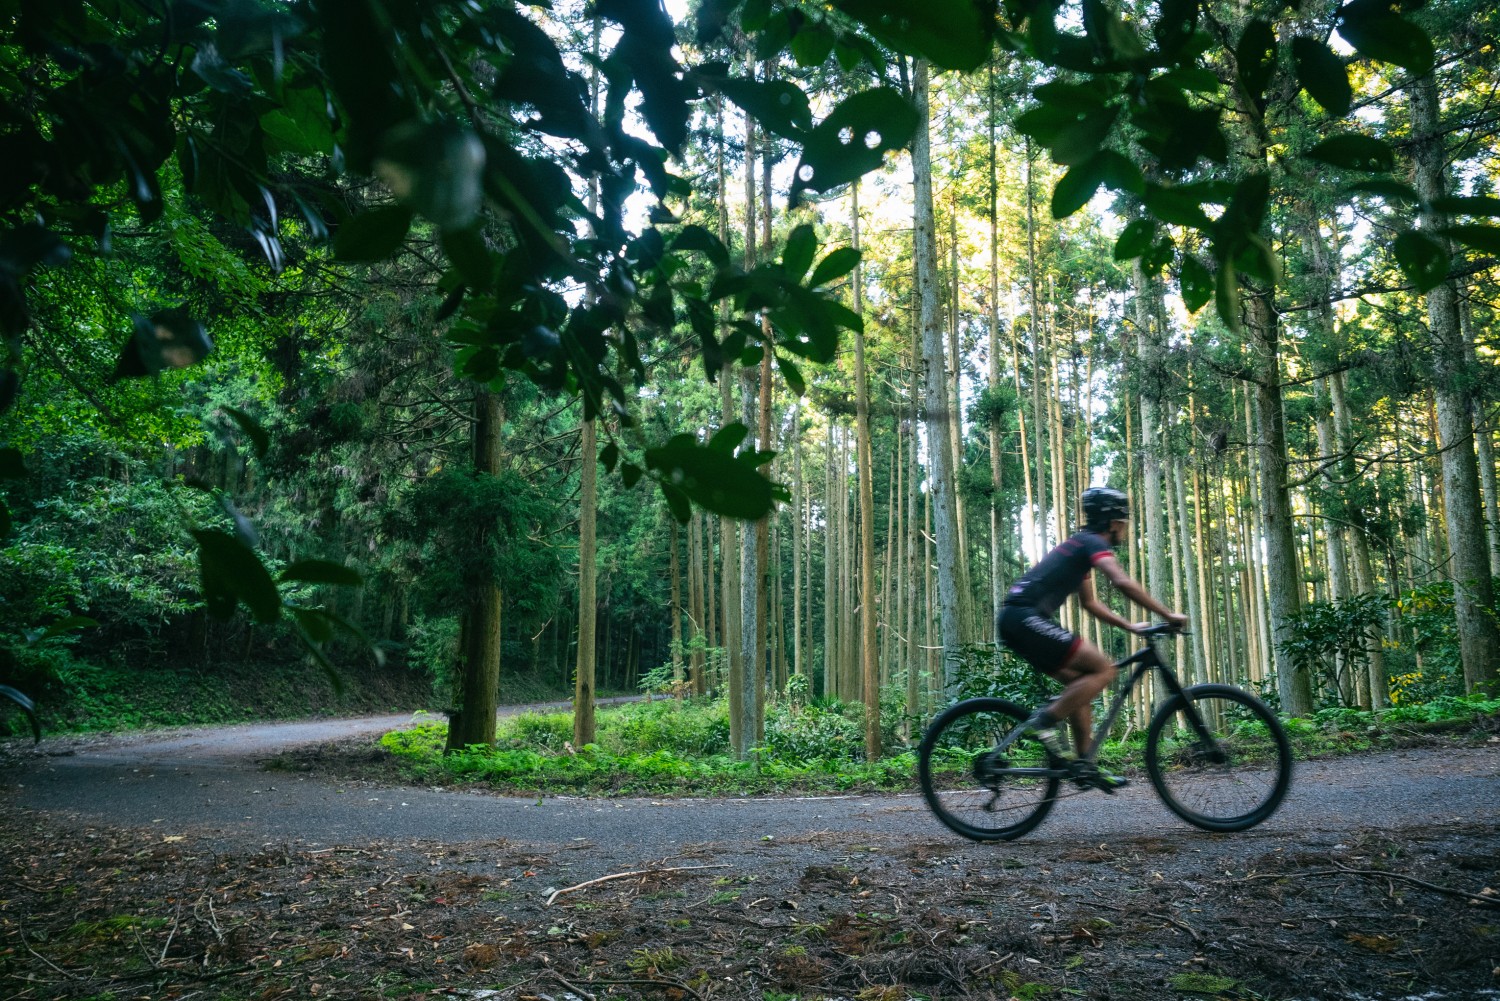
top-left (917, 697), bottom-right (1062, 842)
top-left (1145, 683), bottom-right (1292, 833)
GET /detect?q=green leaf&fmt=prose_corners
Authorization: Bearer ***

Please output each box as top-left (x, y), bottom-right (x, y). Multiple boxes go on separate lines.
top-left (1430, 196), bottom-right (1500, 218)
top-left (781, 224), bottom-right (817, 281)
top-left (1337, 2), bottom-right (1434, 74)
top-left (193, 528), bottom-right (282, 624)
top-left (1292, 37), bottom-right (1352, 116)
top-left (709, 423), bottom-right (750, 453)
top-left (712, 75), bottom-right (813, 139)
top-left (599, 442), bottom-right (620, 472)
top-left (1439, 225), bottom-right (1500, 254)
top-left (808, 246), bottom-right (860, 287)
top-left (1179, 256), bottom-right (1214, 313)
top-left (375, 121), bottom-right (486, 229)
top-left (646, 437), bottom-right (779, 520)
top-left (1113, 219), bottom-right (1155, 261)
top-left (279, 560), bottom-right (364, 587)
top-left (790, 21), bottom-right (835, 67)
top-left (291, 606), bottom-right (336, 644)
top-left (790, 88), bottom-right (918, 198)
top-left (1307, 134), bottom-right (1394, 172)
top-left (441, 227), bottom-right (493, 291)
top-left (777, 353), bottom-right (806, 397)
top-left (622, 461), bottom-right (643, 489)
top-left (1215, 261), bottom-right (1241, 333)
top-left (220, 406), bottom-right (269, 459)
top-left (830, 0), bottom-right (993, 72)
top-left (1051, 150), bottom-right (1139, 219)
top-left (1346, 179), bottom-right (1420, 203)
top-left (112, 309), bottom-right (215, 382)
top-left (659, 481), bottom-right (692, 523)
top-left (1052, 157), bottom-right (1107, 218)
top-left (671, 225), bottom-right (731, 269)
top-left (1393, 230), bottom-right (1449, 292)
top-left (1142, 184), bottom-right (1213, 229)
top-left (333, 205), bottom-right (414, 262)
top-left (24, 615), bottom-right (99, 644)
top-left (1235, 19), bottom-right (1276, 104)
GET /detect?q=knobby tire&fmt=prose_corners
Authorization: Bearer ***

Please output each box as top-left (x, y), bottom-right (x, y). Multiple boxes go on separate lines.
top-left (917, 697), bottom-right (1062, 842)
top-left (1145, 683), bottom-right (1292, 833)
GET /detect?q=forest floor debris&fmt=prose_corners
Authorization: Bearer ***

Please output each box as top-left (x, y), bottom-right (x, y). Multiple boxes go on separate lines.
top-left (3, 803), bottom-right (1497, 1000)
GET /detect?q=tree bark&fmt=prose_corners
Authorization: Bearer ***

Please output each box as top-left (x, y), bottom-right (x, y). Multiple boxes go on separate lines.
top-left (448, 389), bottom-right (505, 751)
top-left (912, 59), bottom-right (964, 690)
top-left (1411, 72), bottom-right (1500, 696)
top-left (852, 181), bottom-right (880, 760)
top-left (572, 411), bottom-right (598, 747)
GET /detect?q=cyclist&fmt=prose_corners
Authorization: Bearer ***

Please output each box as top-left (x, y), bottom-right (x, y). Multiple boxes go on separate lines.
top-left (997, 486), bottom-right (1188, 792)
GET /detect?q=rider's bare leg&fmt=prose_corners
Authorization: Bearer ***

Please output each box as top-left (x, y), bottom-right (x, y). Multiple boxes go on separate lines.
top-left (1046, 642), bottom-right (1116, 756)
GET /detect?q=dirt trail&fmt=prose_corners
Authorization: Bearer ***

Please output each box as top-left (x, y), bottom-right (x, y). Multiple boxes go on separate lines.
top-left (3, 715), bottom-right (1499, 1001)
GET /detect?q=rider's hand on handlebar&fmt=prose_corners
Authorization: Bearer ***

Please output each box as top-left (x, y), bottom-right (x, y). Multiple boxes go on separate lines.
top-left (1164, 611), bottom-right (1188, 631)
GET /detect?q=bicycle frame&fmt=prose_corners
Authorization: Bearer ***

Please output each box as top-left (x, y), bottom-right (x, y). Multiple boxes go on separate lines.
top-left (993, 628), bottom-right (1199, 771)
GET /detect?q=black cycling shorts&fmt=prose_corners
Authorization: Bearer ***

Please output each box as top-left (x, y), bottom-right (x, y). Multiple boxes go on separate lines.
top-left (998, 604), bottom-right (1082, 676)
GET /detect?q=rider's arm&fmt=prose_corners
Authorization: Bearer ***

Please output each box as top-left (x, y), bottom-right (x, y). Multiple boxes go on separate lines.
top-left (1077, 573), bottom-right (1139, 631)
top-left (1091, 554), bottom-right (1186, 626)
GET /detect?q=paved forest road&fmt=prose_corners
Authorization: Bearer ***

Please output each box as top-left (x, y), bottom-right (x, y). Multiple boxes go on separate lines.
top-left (6, 710), bottom-right (1500, 854)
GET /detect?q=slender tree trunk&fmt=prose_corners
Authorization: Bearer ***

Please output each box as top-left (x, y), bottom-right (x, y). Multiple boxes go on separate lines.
top-left (572, 411), bottom-right (598, 746)
top-left (1134, 250), bottom-right (1168, 626)
top-left (792, 404), bottom-right (804, 678)
top-left (987, 63), bottom-right (1004, 639)
top-left (913, 59), bottom-right (964, 689)
top-left (1411, 72), bottom-right (1500, 696)
top-left (852, 182), bottom-right (880, 759)
top-left (670, 519), bottom-right (682, 692)
top-left (449, 390), bottom-right (505, 751)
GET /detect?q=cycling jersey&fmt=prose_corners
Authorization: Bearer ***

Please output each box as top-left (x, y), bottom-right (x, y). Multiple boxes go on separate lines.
top-left (1001, 530), bottom-right (1115, 618)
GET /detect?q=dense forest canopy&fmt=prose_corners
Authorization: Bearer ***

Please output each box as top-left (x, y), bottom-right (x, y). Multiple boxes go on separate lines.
top-left (1, 0), bottom-right (1498, 752)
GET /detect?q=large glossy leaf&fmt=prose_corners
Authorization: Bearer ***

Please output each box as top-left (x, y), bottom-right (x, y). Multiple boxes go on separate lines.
top-left (790, 88), bottom-right (918, 199)
top-left (1440, 225), bottom-right (1500, 254)
top-left (707, 71), bottom-right (813, 140)
top-left (374, 121), bottom-right (486, 230)
top-left (645, 436), bottom-right (782, 521)
top-left (1235, 19), bottom-right (1276, 105)
top-left (1179, 255), bottom-right (1214, 313)
top-left (280, 560), bottom-right (364, 587)
top-left (1336, 1), bottom-right (1434, 74)
top-left (1112, 219), bottom-right (1155, 261)
top-left (221, 405), bottom-right (269, 458)
top-left (193, 528), bottom-right (282, 623)
top-left (1430, 196), bottom-right (1500, 217)
top-left (830, 0), bottom-right (995, 72)
top-left (112, 309), bottom-right (214, 381)
top-left (1307, 134), bottom-right (1394, 172)
top-left (1393, 230), bottom-right (1449, 292)
top-left (781, 224), bottom-right (817, 281)
top-left (333, 205), bottom-right (414, 262)
top-left (1292, 37), bottom-right (1352, 116)
top-left (808, 246), bottom-right (860, 287)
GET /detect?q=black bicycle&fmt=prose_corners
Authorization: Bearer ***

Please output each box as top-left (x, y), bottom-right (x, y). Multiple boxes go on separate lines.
top-left (917, 623), bottom-right (1292, 841)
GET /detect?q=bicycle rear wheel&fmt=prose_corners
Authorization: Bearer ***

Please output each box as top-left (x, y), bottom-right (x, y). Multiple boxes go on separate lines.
top-left (917, 697), bottom-right (1062, 842)
top-left (1145, 683), bottom-right (1292, 832)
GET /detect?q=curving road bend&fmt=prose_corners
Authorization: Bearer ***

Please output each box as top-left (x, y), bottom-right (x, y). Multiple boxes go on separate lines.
top-left (5, 712), bottom-right (1498, 856)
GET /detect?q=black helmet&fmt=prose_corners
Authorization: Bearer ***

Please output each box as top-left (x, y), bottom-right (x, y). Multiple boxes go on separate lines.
top-left (1081, 486), bottom-right (1129, 531)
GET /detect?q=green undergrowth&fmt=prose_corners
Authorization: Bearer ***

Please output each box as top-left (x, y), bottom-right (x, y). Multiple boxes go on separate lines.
top-left (381, 697), bottom-right (919, 796)
top-left (377, 693), bottom-right (1500, 797)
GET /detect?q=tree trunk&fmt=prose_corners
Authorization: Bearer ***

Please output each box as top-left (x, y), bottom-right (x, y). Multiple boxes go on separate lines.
top-left (572, 410), bottom-right (598, 746)
top-left (1411, 72), bottom-right (1500, 696)
top-left (852, 182), bottom-right (880, 760)
top-left (448, 390), bottom-right (505, 751)
top-left (913, 59), bottom-right (964, 690)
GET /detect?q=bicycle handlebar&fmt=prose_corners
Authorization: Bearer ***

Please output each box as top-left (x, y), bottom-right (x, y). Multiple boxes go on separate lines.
top-left (1137, 622), bottom-right (1185, 638)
